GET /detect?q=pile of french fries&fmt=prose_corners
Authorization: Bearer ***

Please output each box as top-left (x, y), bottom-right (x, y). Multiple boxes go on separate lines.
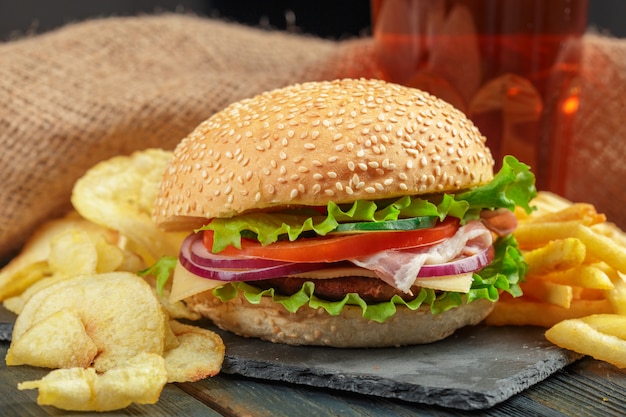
top-left (486, 192), bottom-right (626, 368)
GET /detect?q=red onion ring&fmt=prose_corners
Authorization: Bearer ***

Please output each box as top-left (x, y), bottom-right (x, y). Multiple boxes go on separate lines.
top-left (188, 233), bottom-right (285, 268)
top-left (179, 233), bottom-right (329, 281)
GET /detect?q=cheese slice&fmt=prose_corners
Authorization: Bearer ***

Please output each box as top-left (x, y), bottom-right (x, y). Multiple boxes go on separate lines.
top-left (413, 273), bottom-right (473, 292)
top-left (169, 261), bottom-right (224, 303)
top-left (169, 262), bottom-right (473, 303)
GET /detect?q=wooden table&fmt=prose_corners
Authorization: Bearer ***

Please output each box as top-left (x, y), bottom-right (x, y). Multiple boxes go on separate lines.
top-left (2, 319), bottom-right (626, 417)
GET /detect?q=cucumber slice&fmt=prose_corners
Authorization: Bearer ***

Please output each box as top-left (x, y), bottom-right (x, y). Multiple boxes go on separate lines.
top-left (331, 216), bottom-right (437, 234)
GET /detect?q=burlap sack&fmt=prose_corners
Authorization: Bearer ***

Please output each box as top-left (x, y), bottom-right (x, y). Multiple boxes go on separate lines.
top-left (565, 34), bottom-right (626, 229)
top-left (0, 14), bottom-right (624, 261)
top-left (0, 14), bottom-right (376, 260)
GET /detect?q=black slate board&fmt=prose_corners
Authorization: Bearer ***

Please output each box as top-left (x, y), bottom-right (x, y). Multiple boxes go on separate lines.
top-left (209, 322), bottom-right (582, 410)
top-left (0, 305), bottom-right (580, 410)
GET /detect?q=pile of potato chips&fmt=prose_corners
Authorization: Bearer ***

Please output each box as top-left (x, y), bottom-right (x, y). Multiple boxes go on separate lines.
top-left (486, 192), bottom-right (626, 369)
top-left (0, 149), bottom-right (224, 412)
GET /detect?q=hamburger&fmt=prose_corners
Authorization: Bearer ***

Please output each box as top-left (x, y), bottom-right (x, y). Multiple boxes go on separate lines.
top-left (152, 78), bottom-right (536, 347)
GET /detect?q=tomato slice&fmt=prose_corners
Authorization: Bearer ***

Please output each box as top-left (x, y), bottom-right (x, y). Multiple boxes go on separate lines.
top-left (203, 218), bottom-right (459, 263)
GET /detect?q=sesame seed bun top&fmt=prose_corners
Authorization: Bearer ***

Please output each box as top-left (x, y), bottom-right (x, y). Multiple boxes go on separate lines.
top-left (154, 78), bottom-right (494, 230)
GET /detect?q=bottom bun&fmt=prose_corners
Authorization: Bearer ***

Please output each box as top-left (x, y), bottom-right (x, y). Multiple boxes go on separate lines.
top-left (187, 291), bottom-right (495, 347)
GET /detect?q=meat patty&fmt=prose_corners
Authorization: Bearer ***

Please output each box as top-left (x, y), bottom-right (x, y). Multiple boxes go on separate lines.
top-left (251, 276), bottom-right (416, 303)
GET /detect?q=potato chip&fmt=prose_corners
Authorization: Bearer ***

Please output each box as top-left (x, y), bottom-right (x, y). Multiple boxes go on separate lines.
top-left (48, 230), bottom-right (99, 276)
top-left (18, 352), bottom-right (167, 411)
top-left (6, 308), bottom-right (97, 369)
top-left (164, 320), bottom-right (225, 383)
top-left (141, 274), bottom-right (201, 321)
top-left (0, 261), bottom-right (51, 302)
top-left (0, 211), bottom-right (117, 301)
top-left (4, 276), bottom-right (62, 315)
top-left (10, 272), bottom-right (167, 373)
top-left (71, 149), bottom-right (186, 264)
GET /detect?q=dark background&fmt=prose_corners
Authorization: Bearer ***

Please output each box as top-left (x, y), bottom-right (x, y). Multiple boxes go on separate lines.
top-left (1, 0), bottom-right (624, 42)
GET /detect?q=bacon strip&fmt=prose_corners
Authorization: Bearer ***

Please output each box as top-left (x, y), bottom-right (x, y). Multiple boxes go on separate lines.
top-left (480, 208), bottom-right (518, 237)
top-left (350, 220), bottom-right (493, 293)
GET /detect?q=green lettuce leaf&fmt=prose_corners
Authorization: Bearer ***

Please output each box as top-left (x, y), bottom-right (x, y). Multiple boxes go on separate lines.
top-left (210, 235), bottom-right (526, 323)
top-left (201, 156), bottom-right (536, 253)
top-left (138, 255), bottom-right (177, 296)
top-left (455, 155), bottom-right (537, 217)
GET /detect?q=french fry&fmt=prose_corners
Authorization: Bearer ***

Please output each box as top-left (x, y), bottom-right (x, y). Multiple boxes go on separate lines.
top-left (486, 298), bottom-right (614, 328)
top-left (592, 222), bottom-right (626, 249)
top-left (488, 191), bottom-right (626, 370)
top-left (545, 315), bottom-right (626, 369)
top-left (605, 269), bottom-right (626, 315)
top-left (524, 203), bottom-right (606, 225)
top-left (576, 288), bottom-right (608, 301)
top-left (578, 314), bottom-right (626, 339)
top-left (523, 237), bottom-right (586, 276)
top-left (575, 224), bottom-right (626, 274)
top-left (519, 280), bottom-right (573, 308)
top-left (527, 191), bottom-right (572, 214)
top-left (514, 221), bottom-right (582, 249)
top-left (536, 264), bottom-right (614, 290)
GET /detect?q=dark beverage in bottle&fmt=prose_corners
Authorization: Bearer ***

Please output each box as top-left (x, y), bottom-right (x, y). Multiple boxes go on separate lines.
top-left (371, 0), bottom-right (588, 192)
